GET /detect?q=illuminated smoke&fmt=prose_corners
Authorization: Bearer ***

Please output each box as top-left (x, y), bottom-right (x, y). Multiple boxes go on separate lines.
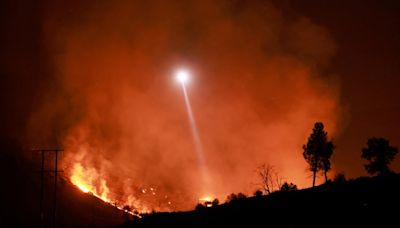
top-left (180, 77), bottom-right (211, 196)
top-left (27, 0), bottom-right (341, 211)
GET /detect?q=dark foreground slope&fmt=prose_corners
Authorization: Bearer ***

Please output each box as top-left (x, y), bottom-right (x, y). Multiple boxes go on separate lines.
top-left (119, 174), bottom-right (400, 228)
top-left (0, 139), bottom-right (125, 228)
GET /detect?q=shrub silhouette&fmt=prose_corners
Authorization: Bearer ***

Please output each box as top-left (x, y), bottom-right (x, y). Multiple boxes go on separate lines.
top-left (280, 182), bottom-right (297, 191)
top-left (226, 193), bottom-right (247, 203)
top-left (253, 190), bottom-right (263, 197)
top-left (333, 172), bottom-right (346, 183)
top-left (195, 203), bottom-right (205, 210)
top-left (237, 193), bottom-right (246, 199)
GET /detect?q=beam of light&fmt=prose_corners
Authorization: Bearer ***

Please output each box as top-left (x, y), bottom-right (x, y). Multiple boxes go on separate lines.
top-left (176, 70), bottom-right (211, 196)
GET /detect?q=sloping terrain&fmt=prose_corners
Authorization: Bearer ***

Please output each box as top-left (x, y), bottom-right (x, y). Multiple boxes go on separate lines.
top-left (118, 174), bottom-right (400, 228)
top-left (0, 139), bottom-right (126, 227)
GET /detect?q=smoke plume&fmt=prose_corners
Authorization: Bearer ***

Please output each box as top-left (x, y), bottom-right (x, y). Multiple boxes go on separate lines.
top-left (28, 0), bottom-right (340, 211)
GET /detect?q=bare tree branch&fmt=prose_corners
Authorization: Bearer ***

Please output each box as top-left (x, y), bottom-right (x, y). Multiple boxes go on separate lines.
top-left (257, 164), bottom-right (282, 194)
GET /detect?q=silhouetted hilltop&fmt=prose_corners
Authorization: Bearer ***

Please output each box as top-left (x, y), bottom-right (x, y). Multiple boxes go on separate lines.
top-left (2, 137), bottom-right (399, 227)
top-left (118, 174), bottom-right (400, 228)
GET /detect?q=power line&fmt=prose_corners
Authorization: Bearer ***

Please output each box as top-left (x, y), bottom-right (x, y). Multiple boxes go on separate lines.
top-left (32, 149), bottom-right (63, 228)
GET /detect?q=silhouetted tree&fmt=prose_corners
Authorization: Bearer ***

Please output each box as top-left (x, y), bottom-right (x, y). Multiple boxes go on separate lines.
top-left (226, 193), bottom-right (238, 202)
top-left (361, 137), bottom-right (398, 176)
top-left (333, 172), bottom-right (346, 183)
top-left (280, 182), bottom-right (297, 192)
top-left (257, 164), bottom-right (282, 194)
top-left (303, 122), bottom-right (334, 186)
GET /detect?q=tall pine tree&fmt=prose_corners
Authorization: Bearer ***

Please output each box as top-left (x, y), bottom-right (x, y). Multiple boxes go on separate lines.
top-left (303, 122), bottom-right (334, 187)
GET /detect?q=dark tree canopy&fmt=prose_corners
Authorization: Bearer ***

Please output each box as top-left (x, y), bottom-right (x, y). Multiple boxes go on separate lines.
top-left (303, 122), bottom-right (334, 187)
top-left (362, 137), bottom-right (398, 176)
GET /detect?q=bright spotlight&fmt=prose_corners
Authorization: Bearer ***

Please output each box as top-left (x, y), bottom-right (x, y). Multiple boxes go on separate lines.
top-left (175, 70), bottom-right (189, 84)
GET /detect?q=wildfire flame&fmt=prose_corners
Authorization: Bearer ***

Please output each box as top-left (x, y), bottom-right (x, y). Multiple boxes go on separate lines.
top-left (70, 163), bottom-right (112, 203)
top-left (69, 161), bottom-right (169, 216)
top-left (199, 195), bottom-right (214, 207)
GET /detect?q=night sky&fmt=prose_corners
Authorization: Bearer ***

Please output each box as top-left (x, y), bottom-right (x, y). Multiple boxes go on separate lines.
top-left (290, 0), bottom-right (400, 177)
top-left (1, 0), bottom-right (399, 210)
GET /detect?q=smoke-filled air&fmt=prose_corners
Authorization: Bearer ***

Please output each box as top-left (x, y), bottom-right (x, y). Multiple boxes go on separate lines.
top-left (27, 0), bottom-right (341, 212)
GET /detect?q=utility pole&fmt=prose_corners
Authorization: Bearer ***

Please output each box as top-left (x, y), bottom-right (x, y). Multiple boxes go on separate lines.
top-left (33, 149), bottom-right (63, 228)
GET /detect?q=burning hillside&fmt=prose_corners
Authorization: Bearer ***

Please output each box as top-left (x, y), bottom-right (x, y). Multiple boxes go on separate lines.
top-left (26, 0), bottom-right (340, 212)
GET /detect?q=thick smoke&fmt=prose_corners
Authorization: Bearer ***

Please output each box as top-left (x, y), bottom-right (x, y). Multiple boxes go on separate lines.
top-left (29, 0), bottom-right (340, 210)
